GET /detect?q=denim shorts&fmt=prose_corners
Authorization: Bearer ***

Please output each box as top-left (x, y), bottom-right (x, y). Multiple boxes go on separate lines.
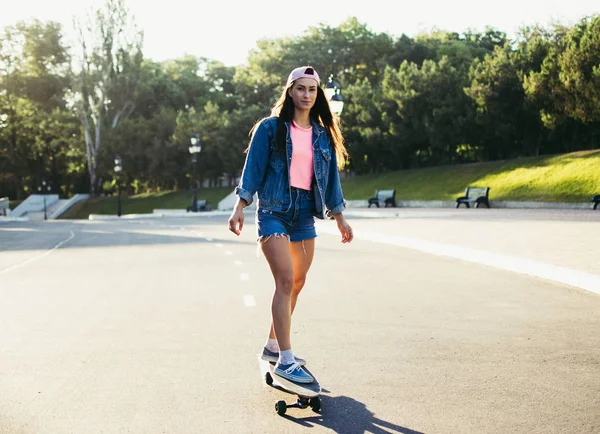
top-left (256, 187), bottom-right (317, 243)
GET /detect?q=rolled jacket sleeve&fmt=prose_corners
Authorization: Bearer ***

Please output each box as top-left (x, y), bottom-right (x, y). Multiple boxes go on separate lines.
top-left (324, 149), bottom-right (346, 216)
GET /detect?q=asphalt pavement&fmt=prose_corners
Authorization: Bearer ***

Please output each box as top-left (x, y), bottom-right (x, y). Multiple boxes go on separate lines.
top-left (0, 209), bottom-right (598, 433)
top-left (333, 207), bottom-right (600, 294)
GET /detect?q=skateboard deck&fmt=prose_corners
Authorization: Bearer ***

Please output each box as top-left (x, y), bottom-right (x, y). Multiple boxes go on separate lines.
top-left (259, 358), bottom-right (322, 415)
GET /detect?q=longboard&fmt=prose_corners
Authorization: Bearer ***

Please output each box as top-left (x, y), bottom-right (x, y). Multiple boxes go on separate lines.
top-left (259, 358), bottom-right (322, 415)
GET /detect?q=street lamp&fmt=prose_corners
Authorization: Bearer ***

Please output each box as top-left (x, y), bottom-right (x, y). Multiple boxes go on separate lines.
top-left (37, 180), bottom-right (51, 220)
top-left (114, 155), bottom-right (123, 217)
top-left (325, 74), bottom-right (344, 115)
top-left (188, 133), bottom-right (202, 212)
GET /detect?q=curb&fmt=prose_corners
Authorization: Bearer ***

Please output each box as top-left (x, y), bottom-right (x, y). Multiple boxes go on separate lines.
top-left (0, 217), bottom-right (31, 223)
top-left (88, 211), bottom-right (232, 220)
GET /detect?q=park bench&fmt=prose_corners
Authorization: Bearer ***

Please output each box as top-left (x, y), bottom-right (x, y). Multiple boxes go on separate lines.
top-left (186, 199), bottom-right (211, 212)
top-left (593, 195), bottom-right (600, 210)
top-left (456, 187), bottom-right (490, 208)
top-left (368, 189), bottom-right (396, 208)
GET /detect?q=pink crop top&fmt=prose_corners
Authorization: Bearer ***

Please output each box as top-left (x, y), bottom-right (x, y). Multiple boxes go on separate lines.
top-left (289, 121), bottom-right (314, 190)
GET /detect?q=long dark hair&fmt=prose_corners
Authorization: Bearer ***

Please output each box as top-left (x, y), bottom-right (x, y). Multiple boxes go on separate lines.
top-left (246, 81), bottom-right (348, 170)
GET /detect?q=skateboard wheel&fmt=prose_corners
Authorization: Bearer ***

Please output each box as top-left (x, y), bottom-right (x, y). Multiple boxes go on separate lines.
top-left (265, 372), bottom-right (273, 386)
top-left (275, 400), bottom-right (287, 415)
top-left (309, 397), bottom-right (321, 412)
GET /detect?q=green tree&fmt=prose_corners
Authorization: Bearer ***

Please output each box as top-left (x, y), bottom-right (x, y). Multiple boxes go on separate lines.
top-left (0, 20), bottom-right (72, 198)
top-left (466, 44), bottom-right (532, 159)
top-left (382, 57), bottom-right (474, 168)
top-left (71, 0), bottom-right (144, 195)
top-left (558, 16), bottom-right (600, 123)
top-left (343, 77), bottom-right (390, 173)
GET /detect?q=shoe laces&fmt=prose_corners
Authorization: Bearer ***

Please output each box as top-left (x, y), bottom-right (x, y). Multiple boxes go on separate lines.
top-left (283, 362), bottom-right (302, 375)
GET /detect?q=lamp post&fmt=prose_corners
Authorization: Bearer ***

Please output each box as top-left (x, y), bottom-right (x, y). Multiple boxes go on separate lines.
top-left (325, 74), bottom-right (344, 115)
top-left (188, 133), bottom-right (202, 212)
top-left (114, 155), bottom-right (123, 217)
top-left (37, 180), bottom-right (51, 220)
top-left (325, 72), bottom-right (348, 185)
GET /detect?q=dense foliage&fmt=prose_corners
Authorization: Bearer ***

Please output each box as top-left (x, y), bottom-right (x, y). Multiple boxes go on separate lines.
top-left (1, 0), bottom-right (598, 199)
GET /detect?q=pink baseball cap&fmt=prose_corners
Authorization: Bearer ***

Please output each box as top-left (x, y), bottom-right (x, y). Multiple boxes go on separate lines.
top-left (286, 66), bottom-right (321, 86)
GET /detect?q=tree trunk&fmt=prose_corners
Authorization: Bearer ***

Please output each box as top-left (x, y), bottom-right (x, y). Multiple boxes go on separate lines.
top-left (82, 121), bottom-right (96, 196)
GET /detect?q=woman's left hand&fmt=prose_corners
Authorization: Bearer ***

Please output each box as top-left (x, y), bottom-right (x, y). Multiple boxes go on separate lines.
top-left (334, 214), bottom-right (353, 243)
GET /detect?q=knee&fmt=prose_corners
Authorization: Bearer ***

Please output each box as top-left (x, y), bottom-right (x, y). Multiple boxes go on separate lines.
top-left (275, 274), bottom-right (294, 295)
top-left (293, 275), bottom-right (307, 293)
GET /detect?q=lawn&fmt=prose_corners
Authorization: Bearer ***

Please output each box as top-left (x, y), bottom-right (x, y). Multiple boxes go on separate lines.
top-left (340, 150), bottom-right (600, 202)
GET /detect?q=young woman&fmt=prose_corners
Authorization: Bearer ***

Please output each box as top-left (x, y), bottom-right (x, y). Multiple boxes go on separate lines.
top-left (228, 66), bottom-right (353, 383)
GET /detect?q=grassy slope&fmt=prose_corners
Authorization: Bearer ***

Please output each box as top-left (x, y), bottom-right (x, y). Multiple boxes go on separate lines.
top-left (341, 150), bottom-right (600, 202)
top-left (59, 150), bottom-right (600, 219)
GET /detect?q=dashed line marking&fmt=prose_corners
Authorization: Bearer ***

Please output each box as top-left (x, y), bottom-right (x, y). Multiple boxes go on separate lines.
top-left (243, 295), bottom-right (256, 307)
top-left (240, 273), bottom-right (250, 281)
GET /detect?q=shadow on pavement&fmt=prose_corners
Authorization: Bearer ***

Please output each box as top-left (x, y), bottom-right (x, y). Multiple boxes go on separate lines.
top-left (0, 219), bottom-right (254, 251)
top-left (281, 395), bottom-right (424, 434)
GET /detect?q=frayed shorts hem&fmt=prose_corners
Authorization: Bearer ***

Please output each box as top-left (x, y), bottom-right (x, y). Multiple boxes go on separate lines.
top-left (257, 232), bottom-right (317, 243)
top-left (257, 233), bottom-right (290, 243)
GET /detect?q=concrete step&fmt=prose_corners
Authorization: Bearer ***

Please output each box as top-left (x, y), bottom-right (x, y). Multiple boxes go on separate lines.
top-left (25, 199), bottom-right (70, 221)
top-left (48, 199), bottom-right (69, 215)
top-left (26, 211), bottom-right (48, 221)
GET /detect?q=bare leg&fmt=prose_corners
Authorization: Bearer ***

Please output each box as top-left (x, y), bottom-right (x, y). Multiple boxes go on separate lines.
top-left (261, 236), bottom-right (294, 351)
top-left (289, 238), bottom-right (316, 313)
top-left (267, 238), bottom-right (316, 340)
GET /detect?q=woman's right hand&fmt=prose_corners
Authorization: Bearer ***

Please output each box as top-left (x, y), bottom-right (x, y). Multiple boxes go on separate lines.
top-left (228, 198), bottom-right (246, 235)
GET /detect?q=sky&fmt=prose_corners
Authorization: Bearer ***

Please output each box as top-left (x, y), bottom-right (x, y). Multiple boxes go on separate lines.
top-left (2, 0), bottom-right (599, 66)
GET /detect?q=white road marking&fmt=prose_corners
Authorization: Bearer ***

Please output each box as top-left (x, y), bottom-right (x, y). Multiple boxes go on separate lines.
top-left (0, 228), bottom-right (36, 232)
top-left (240, 273), bottom-right (250, 281)
top-left (216, 243), bottom-right (223, 248)
top-left (243, 295), bottom-right (256, 307)
top-left (234, 260), bottom-right (243, 266)
top-left (0, 231), bottom-right (75, 275)
top-left (317, 224), bottom-right (600, 296)
top-left (225, 250), bottom-right (233, 256)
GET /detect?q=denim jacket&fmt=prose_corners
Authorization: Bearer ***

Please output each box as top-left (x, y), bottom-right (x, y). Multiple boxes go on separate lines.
top-left (235, 116), bottom-right (346, 219)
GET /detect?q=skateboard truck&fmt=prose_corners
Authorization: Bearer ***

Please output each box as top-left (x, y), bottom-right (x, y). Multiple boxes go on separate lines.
top-left (266, 372), bottom-right (322, 416)
top-left (275, 396), bottom-right (321, 415)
